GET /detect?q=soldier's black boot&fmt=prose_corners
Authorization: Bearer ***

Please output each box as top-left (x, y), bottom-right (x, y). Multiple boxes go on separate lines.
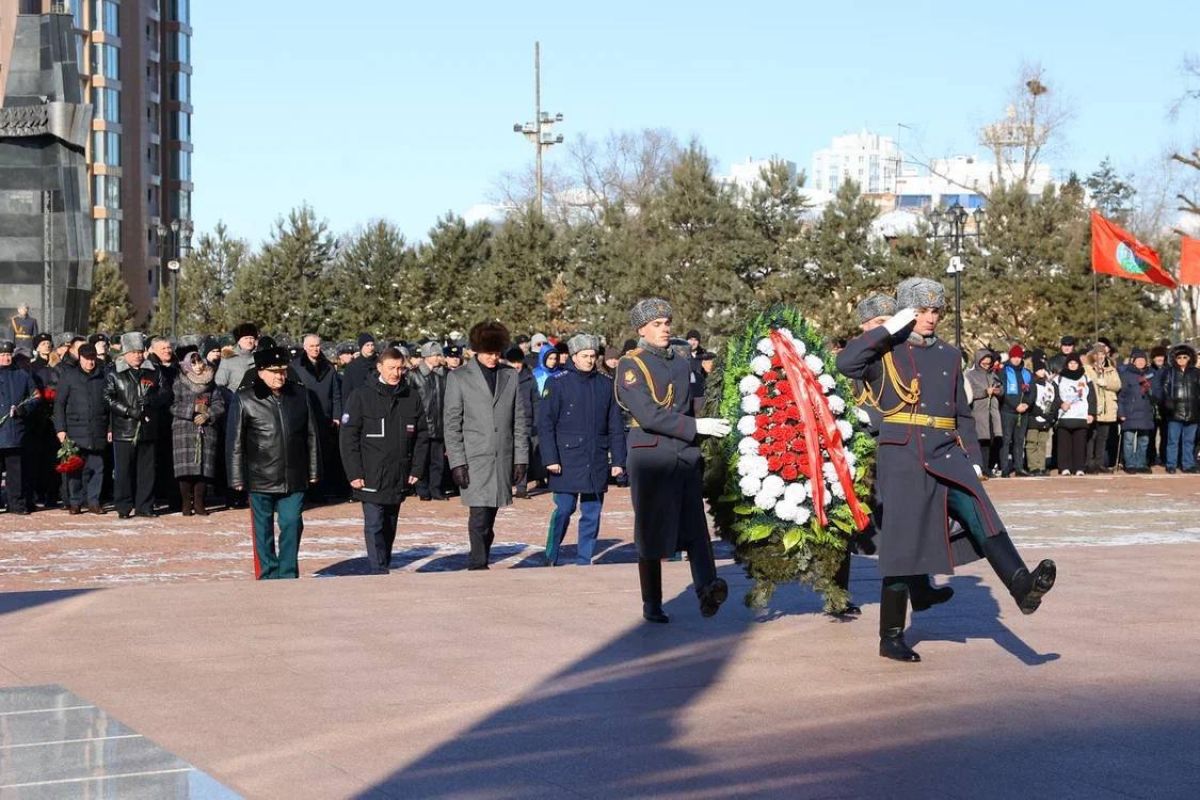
top-left (983, 532), bottom-right (1056, 615)
top-left (639, 559), bottom-right (669, 623)
top-left (908, 574), bottom-right (954, 612)
top-left (879, 582), bottom-right (920, 662)
top-left (697, 578), bottom-right (728, 618)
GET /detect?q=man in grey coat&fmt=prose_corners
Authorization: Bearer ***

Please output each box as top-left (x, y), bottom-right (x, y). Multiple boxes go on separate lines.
top-left (443, 321), bottom-right (529, 570)
top-left (215, 323), bottom-right (259, 390)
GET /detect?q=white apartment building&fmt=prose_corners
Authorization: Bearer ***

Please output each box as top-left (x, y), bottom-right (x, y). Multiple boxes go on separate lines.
top-left (720, 157), bottom-right (799, 199)
top-left (811, 131), bottom-right (900, 196)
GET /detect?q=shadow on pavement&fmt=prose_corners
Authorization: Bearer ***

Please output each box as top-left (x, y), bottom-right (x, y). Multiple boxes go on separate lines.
top-left (0, 588), bottom-right (99, 618)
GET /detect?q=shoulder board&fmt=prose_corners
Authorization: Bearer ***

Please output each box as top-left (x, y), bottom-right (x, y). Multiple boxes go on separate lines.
top-left (627, 348), bottom-right (644, 357)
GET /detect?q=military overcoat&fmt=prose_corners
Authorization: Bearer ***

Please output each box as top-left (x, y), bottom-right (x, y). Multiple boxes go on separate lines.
top-left (615, 345), bottom-right (706, 559)
top-left (836, 325), bottom-right (1005, 576)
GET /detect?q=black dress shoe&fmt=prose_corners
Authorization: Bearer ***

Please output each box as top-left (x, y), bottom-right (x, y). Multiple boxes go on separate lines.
top-left (827, 602), bottom-right (862, 618)
top-left (880, 635), bottom-right (921, 662)
top-left (642, 603), bottom-right (669, 623)
top-left (698, 578), bottom-right (728, 618)
top-left (117, 511), bottom-right (132, 519)
top-left (418, 496), bottom-right (432, 502)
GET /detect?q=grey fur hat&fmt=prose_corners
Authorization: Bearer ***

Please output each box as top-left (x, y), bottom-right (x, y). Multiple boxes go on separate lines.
top-left (120, 331), bottom-right (146, 352)
top-left (630, 297), bottom-right (673, 330)
top-left (567, 333), bottom-right (601, 356)
top-left (419, 341), bottom-right (442, 358)
top-left (53, 331), bottom-right (80, 348)
top-left (854, 294), bottom-right (897, 325)
top-left (896, 277), bottom-right (946, 311)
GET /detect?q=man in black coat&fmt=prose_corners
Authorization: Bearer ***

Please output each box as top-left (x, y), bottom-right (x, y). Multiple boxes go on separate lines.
top-left (1, 339), bottom-right (40, 514)
top-left (294, 333), bottom-right (344, 501)
top-left (408, 341), bottom-right (449, 501)
top-left (615, 299), bottom-right (732, 623)
top-left (341, 333), bottom-right (378, 398)
top-left (228, 347), bottom-right (320, 579)
top-left (838, 278), bottom-right (1056, 663)
top-left (105, 333), bottom-right (169, 518)
top-left (1160, 344), bottom-right (1200, 474)
top-left (341, 347), bottom-right (430, 574)
top-left (53, 343), bottom-right (109, 513)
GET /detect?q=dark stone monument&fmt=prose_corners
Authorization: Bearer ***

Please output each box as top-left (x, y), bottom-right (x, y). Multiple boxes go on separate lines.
top-left (0, 9), bottom-right (92, 334)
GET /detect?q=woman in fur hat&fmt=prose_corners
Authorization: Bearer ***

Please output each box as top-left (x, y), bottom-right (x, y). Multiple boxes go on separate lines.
top-left (171, 351), bottom-right (226, 515)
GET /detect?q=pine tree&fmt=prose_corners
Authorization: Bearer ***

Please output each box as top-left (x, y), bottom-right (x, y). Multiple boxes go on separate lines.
top-left (413, 213), bottom-right (492, 336)
top-left (147, 222), bottom-right (248, 336)
top-left (1084, 158), bottom-right (1136, 223)
top-left (88, 256), bottom-right (137, 333)
top-left (324, 220), bottom-right (417, 338)
top-left (481, 207), bottom-right (565, 335)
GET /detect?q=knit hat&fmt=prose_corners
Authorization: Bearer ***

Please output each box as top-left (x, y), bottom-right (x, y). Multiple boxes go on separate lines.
top-left (854, 294), bottom-right (897, 324)
top-left (685, 329), bottom-right (702, 342)
top-left (630, 297), bottom-right (673, 330)
top-left (357, 332), bottom-right (375, 348)
top-left (1031, 354), bottom-right (1047, 373)
top-left (1008, 345), bottom-right (1024, 359)
top-left (1130, 348), bottom-right (1148, 364)
top-left (895, 277), bottom-right (945, 310)
top-left (530, 333), bottom-right (548, 348)
top-left (567, 333), bottom-right (601, 356)
top-left (120, 331), bottom-right (145, 352)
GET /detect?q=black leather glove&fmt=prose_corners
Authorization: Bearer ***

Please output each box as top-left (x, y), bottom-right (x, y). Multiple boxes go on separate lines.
top-left (451, 465), bottom-right (470, 489)
top-left (512, 464), bottom-right (527, 486)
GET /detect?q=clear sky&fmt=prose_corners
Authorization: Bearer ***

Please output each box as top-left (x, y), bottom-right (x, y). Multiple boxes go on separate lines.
top-left (192, 0), bottom-right (1199, 246)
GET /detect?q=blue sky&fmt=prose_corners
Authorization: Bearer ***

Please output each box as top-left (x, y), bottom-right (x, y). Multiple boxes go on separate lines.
top-left (193, 1), bottom-right (1199, 246)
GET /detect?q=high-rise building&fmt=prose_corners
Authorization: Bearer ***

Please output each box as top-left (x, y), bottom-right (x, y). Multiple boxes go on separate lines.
top-left (0, 0), bottom-right (191, 323)
top-left (811, 131), bottom-right (900, 197)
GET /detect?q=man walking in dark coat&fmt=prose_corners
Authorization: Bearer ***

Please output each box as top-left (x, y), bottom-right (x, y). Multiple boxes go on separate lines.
top-left (538, 334), bottom-right (627, 566)
top-left (443, 321), bottom-right (529, 570)
top-left (53, 343), bottom-right (108, 513)
top-left (341, 347), bottom-right (430, 574)
top-left (408, 341), bottom-right (449, 501)
top-left (228, 347), bottom-right (321, 579)
top-left (293, 333), bottom-right (344, 502)
top-left (838, 277), bottom-right (1057, 663)
top-left (616, 299), bottom-right (732, 623)
top-left (105, 333), bottom-right (169, 519)
top-left (998, 345), bottom-right (1033, 477)
top-left (0, 340), bottom-right (39, 514)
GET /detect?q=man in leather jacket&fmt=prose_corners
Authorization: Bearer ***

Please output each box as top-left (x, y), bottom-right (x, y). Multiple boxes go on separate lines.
top-left (104, 333), bottom-right (169, 518)
top-left (228, 347), bottom-right (320, 579)
top-left (1161, 344), bottom-right (1200, 474)
top-left (407, 341), bottom-right (447, 500)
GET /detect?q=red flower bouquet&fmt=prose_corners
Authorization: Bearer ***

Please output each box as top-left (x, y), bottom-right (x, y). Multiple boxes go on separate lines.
top-left (55, 438), bottom-right (85, 474)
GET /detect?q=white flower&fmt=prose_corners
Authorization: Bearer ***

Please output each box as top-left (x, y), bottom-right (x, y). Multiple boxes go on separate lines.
top-left (829, 480), bottom-right (847, 500)
top-left (791, 337), bottom-right (806, 357)
top-left (818, 373), bottom-right (837, 393)
top-left (741, 394), bottom-right (761, 414)
top-left (836, 420), bottom-right (855, 442)
top-left (738, 454), bottom-right (769, 479)
top-left (737, 415), bottom-right (758, 437)
top-left (822, 462), bottom-right (839, 484)
top-left (750, 355), bottom-right (773, 376)
top-left (844, 451), bottom-right (856, 471)
top-left (761, 474), bottom-right (785, 498)
top-left (826, 395), bottom-right (846, 415)
top-left (777, 328), bottom-right (794, 342)
top-left (855, 408), bottom-right (872, 425)
top-left (820, 488), bottom-right (833, 506)
top-left (756, 337), bottom-right (775, 357)
top-left (804, 354), bottom-right (824, 375)
top-left (737, 436), bottom-right (760, 456)
top-left (738, 375), bottom-right (762, 395)
top-left (792, 505), bottom-right (812, 525)
top-left (774, 500), bottom-right (799, 523)
top-left (783, 481), bottom-right (808, 505)
top-left (754, 491), bottom-right (778, 511)
top-left (739, 475), bottom-right (762, 497)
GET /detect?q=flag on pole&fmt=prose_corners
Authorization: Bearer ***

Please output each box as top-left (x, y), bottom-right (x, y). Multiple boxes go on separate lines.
top-left (1181, 235), bottom-right (1200, 286)
top-left (1090, 211), bottom-right (1177, 289)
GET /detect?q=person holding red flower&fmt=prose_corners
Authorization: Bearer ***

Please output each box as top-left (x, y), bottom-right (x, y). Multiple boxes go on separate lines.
top-left (1, 339), bottom-right (40, 514)
top-left (105, 333), bottom-right (169, 518)
top-left (53, 343), bottom-right (108, 513)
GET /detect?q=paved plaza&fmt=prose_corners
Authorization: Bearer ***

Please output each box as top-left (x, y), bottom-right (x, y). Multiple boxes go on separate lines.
top-left (0, 475), bottom-right (1198, 798)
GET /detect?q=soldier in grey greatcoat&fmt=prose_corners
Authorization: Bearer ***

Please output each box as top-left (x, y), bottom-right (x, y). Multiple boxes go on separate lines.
top-left (837, 278), bottom-right (1057, 663)
top-left (443, 321), bottom-right (529, 570)
top-left (615, 298), bottom-right (732, 624)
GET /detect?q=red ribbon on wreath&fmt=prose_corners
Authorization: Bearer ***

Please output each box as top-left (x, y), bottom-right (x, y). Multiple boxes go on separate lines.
top-left (769, 329), bottom-right (869, 531)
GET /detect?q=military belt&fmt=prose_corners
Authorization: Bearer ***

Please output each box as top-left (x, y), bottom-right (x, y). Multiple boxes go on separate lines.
top-left (882, 412), bottom-right (956, 430)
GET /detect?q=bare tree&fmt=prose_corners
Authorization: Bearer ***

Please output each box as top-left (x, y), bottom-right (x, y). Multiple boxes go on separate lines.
top-left (979, 63), bottom-right (1074, 187)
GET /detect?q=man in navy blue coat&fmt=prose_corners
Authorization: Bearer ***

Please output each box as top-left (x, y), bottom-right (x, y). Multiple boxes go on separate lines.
top-left (1, 339), bottom-right (40, 513)
top-left (538, 334), bottom-right (627, 565)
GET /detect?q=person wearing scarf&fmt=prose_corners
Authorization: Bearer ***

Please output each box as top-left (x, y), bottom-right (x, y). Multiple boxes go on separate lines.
top-left (1117, 349), bottom-right (1156, 474)
top-left (171, 352), bottom-right (226, 515)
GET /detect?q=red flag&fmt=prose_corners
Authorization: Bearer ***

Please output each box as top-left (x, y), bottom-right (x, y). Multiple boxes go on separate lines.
top-left (1181, 236), bottom-right (1200, 286)
top-left (1090, 211), bottom-right (1176, 289)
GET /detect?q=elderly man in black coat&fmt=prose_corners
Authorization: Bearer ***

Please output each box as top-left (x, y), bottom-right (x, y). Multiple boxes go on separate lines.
top-left (294, 333), bottom-right (344, 501)
top-left (105, 333), bottom-right (170, 519)
top-left (615, 298), bottom-right (732, 624)
top-left (407, 341), bottom-right (448, 501)
top-left (837, 277), bottom-right (1057, 663)
top-left (341, 347), bottom-right (430, 574)
top-left (53, 343), bottom-right (108, 513)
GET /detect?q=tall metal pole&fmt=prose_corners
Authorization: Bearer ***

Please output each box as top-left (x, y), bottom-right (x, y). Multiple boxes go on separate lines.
top-left (534, 41), bottom-right (542, 215)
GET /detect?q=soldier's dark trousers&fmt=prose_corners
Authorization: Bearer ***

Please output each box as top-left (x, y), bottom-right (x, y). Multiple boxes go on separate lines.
top-left (1, 448), bottom-right (25, 513)
top-left (362, 501), bottom-right (400, 574)
top-left (416, 439), bottom-right (446, 499)
top-left (249, 490), bottom-right (304, 579)
top-left (467, 506), bottom-right (498, 569)
top-left (999, 412), bottom-right (1028, 474)
top-left (113, 440), bottom-right (155, 516)
top-left (637, 536), bottom-right (718, 603)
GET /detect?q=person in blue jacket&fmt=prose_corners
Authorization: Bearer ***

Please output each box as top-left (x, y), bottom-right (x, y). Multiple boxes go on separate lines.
top-left (532, 343), bottom-right (562, 393)
top-left (538, 333), bottom-right (627, 566)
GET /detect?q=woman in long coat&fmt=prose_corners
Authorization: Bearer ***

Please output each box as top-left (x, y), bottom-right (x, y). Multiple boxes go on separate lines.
top-left (964, 349), bottom-right (1001, 473)
top-left (171, 352), bottom-right (226, 515)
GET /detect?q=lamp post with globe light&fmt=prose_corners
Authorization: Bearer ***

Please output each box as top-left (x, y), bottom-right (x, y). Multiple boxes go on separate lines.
top-left (156, 219), bottom-right (194, 337)
top-left (926, 201), bottom-right (985, 351)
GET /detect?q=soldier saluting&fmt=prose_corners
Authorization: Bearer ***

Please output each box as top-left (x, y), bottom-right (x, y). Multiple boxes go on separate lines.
top-left (615, 298), bottom-right (732, 623)
top-left (837, 278), bottom-right (1056, 662)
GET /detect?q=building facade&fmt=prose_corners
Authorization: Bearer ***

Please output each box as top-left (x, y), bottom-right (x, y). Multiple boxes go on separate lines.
top-left (811, 131), bottom-right (900, 197)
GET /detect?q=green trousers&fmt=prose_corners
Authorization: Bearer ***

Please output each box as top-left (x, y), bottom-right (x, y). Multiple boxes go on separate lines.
top-left (250, 491), bottom-right (305, 579)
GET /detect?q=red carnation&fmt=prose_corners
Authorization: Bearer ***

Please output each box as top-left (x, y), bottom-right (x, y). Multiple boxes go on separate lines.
top-left (41, 387), bottom-right (57, 402)
top-left (55, 455), bottom-right (84, 474)
top-left (781, 464), bottom-right (800, 481)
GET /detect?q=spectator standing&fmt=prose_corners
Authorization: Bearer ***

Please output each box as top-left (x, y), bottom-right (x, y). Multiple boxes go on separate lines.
top-left (1024, 355), bottom-right (1058, 476)
top-left (1053, 355), bottom-right (1095, 476)
top-left (525, 333), bottom-right (548, 370)
top-left (293, 333), bottom-right (344, 502)
top-left (503, 346), bottom-right (537, 499)
top-left (998, 345), bottom-right (1033, 476)
top-left (341, 333), bottom-right (378, 397)
top-left (215, 323), bottom-right (259, 390)
top-left (1084, 345), bottom-right (1120, 473)
top-left (1147, 345), bottom-right (1170, 466)
top-left (409, 342), bottom-right (450, 501)
top-left (538, 334), bottom-right (627, 566)
top-left (531, 343), bottom-right (561, 393)
top-left (443, 344), bottom-right (464, 371)
top-left (1, 340), bottom-right (38, 514)
top-left (443, 321), bottom-right (529, 570)
top-left (340, 347), bottom-right (430, 574)
top-left (171, 352), bottom-right (226, 515)
top-left (148, 336), bottom-right (180, 511)
top-left (52, 343), bottom-right (106, 513)
top-left (1046, 335), bottom-right (1076, 376)
top-left (964, 350), bottom-right (1001, 475)
top-left (1160, 344), bottom-right (1200, 474)
top-left (24, 332), bottom-right (58, 508)
top-left (1117, 349), bottom-right (1156, 474)
top-left (228, 347), bottom-right (321, 579)
top-left (105, 333), bottom-right (168, 518)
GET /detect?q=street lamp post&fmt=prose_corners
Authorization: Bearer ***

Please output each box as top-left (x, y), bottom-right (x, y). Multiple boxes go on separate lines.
top-left (157, 219), bottom-right (193, 338)
top-left (926, 201), bottom-right (985, 351)
top-left (512, 41), bottom-right (564, 215)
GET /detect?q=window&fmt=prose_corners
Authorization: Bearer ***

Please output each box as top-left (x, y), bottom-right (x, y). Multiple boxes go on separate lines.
top-left (94, 218), bottom-right (121, 253)
top-left (91, 43), bottom-right (120, 79)
top-left (170, 0), bottom-right (190, 25)
top-left (91, 130), bottom-right (121, 166)
top-left (92, 174), bottom-right (122, 210)
top-left (170, 190), bottom-right (191, 219)
top-left (91, 87), bottom-right (121, 123)
top-left (168, 111), bottom-right (191, 142)
top-left (169, 72), bottom-right (190, 103)
top-left (168, 32), bottom-right (190, 62)
top-left (91, 0), bottom-right (119, 35)
top-left (175, 149), bottom-right (191, 181)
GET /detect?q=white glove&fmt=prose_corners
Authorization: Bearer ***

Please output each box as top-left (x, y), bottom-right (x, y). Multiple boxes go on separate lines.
top-left (973, 464), bottom-right (983, 478)
top-left (883, 307), bottom-right (918, 335)
top-left (695, 418), bottom-right (732, 438)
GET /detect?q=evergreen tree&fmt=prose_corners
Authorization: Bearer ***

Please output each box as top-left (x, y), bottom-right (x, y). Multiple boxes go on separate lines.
top-left (481, 207), bottom-right (565, 335)
top-left (148, 223), bottom-right (247, 336)
top-left (413, 213), bottom-right (492, 336)
top-left (744, 160), bottom-right (811, 301)
top-left (88, 256), bottom-right (137, 333)
top-left (324, 221), bottom-right (417, 337)
top-left (559, 204), bottom-right (654, 342)
top-left (1084, 158), bottom-right (1136, 223)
